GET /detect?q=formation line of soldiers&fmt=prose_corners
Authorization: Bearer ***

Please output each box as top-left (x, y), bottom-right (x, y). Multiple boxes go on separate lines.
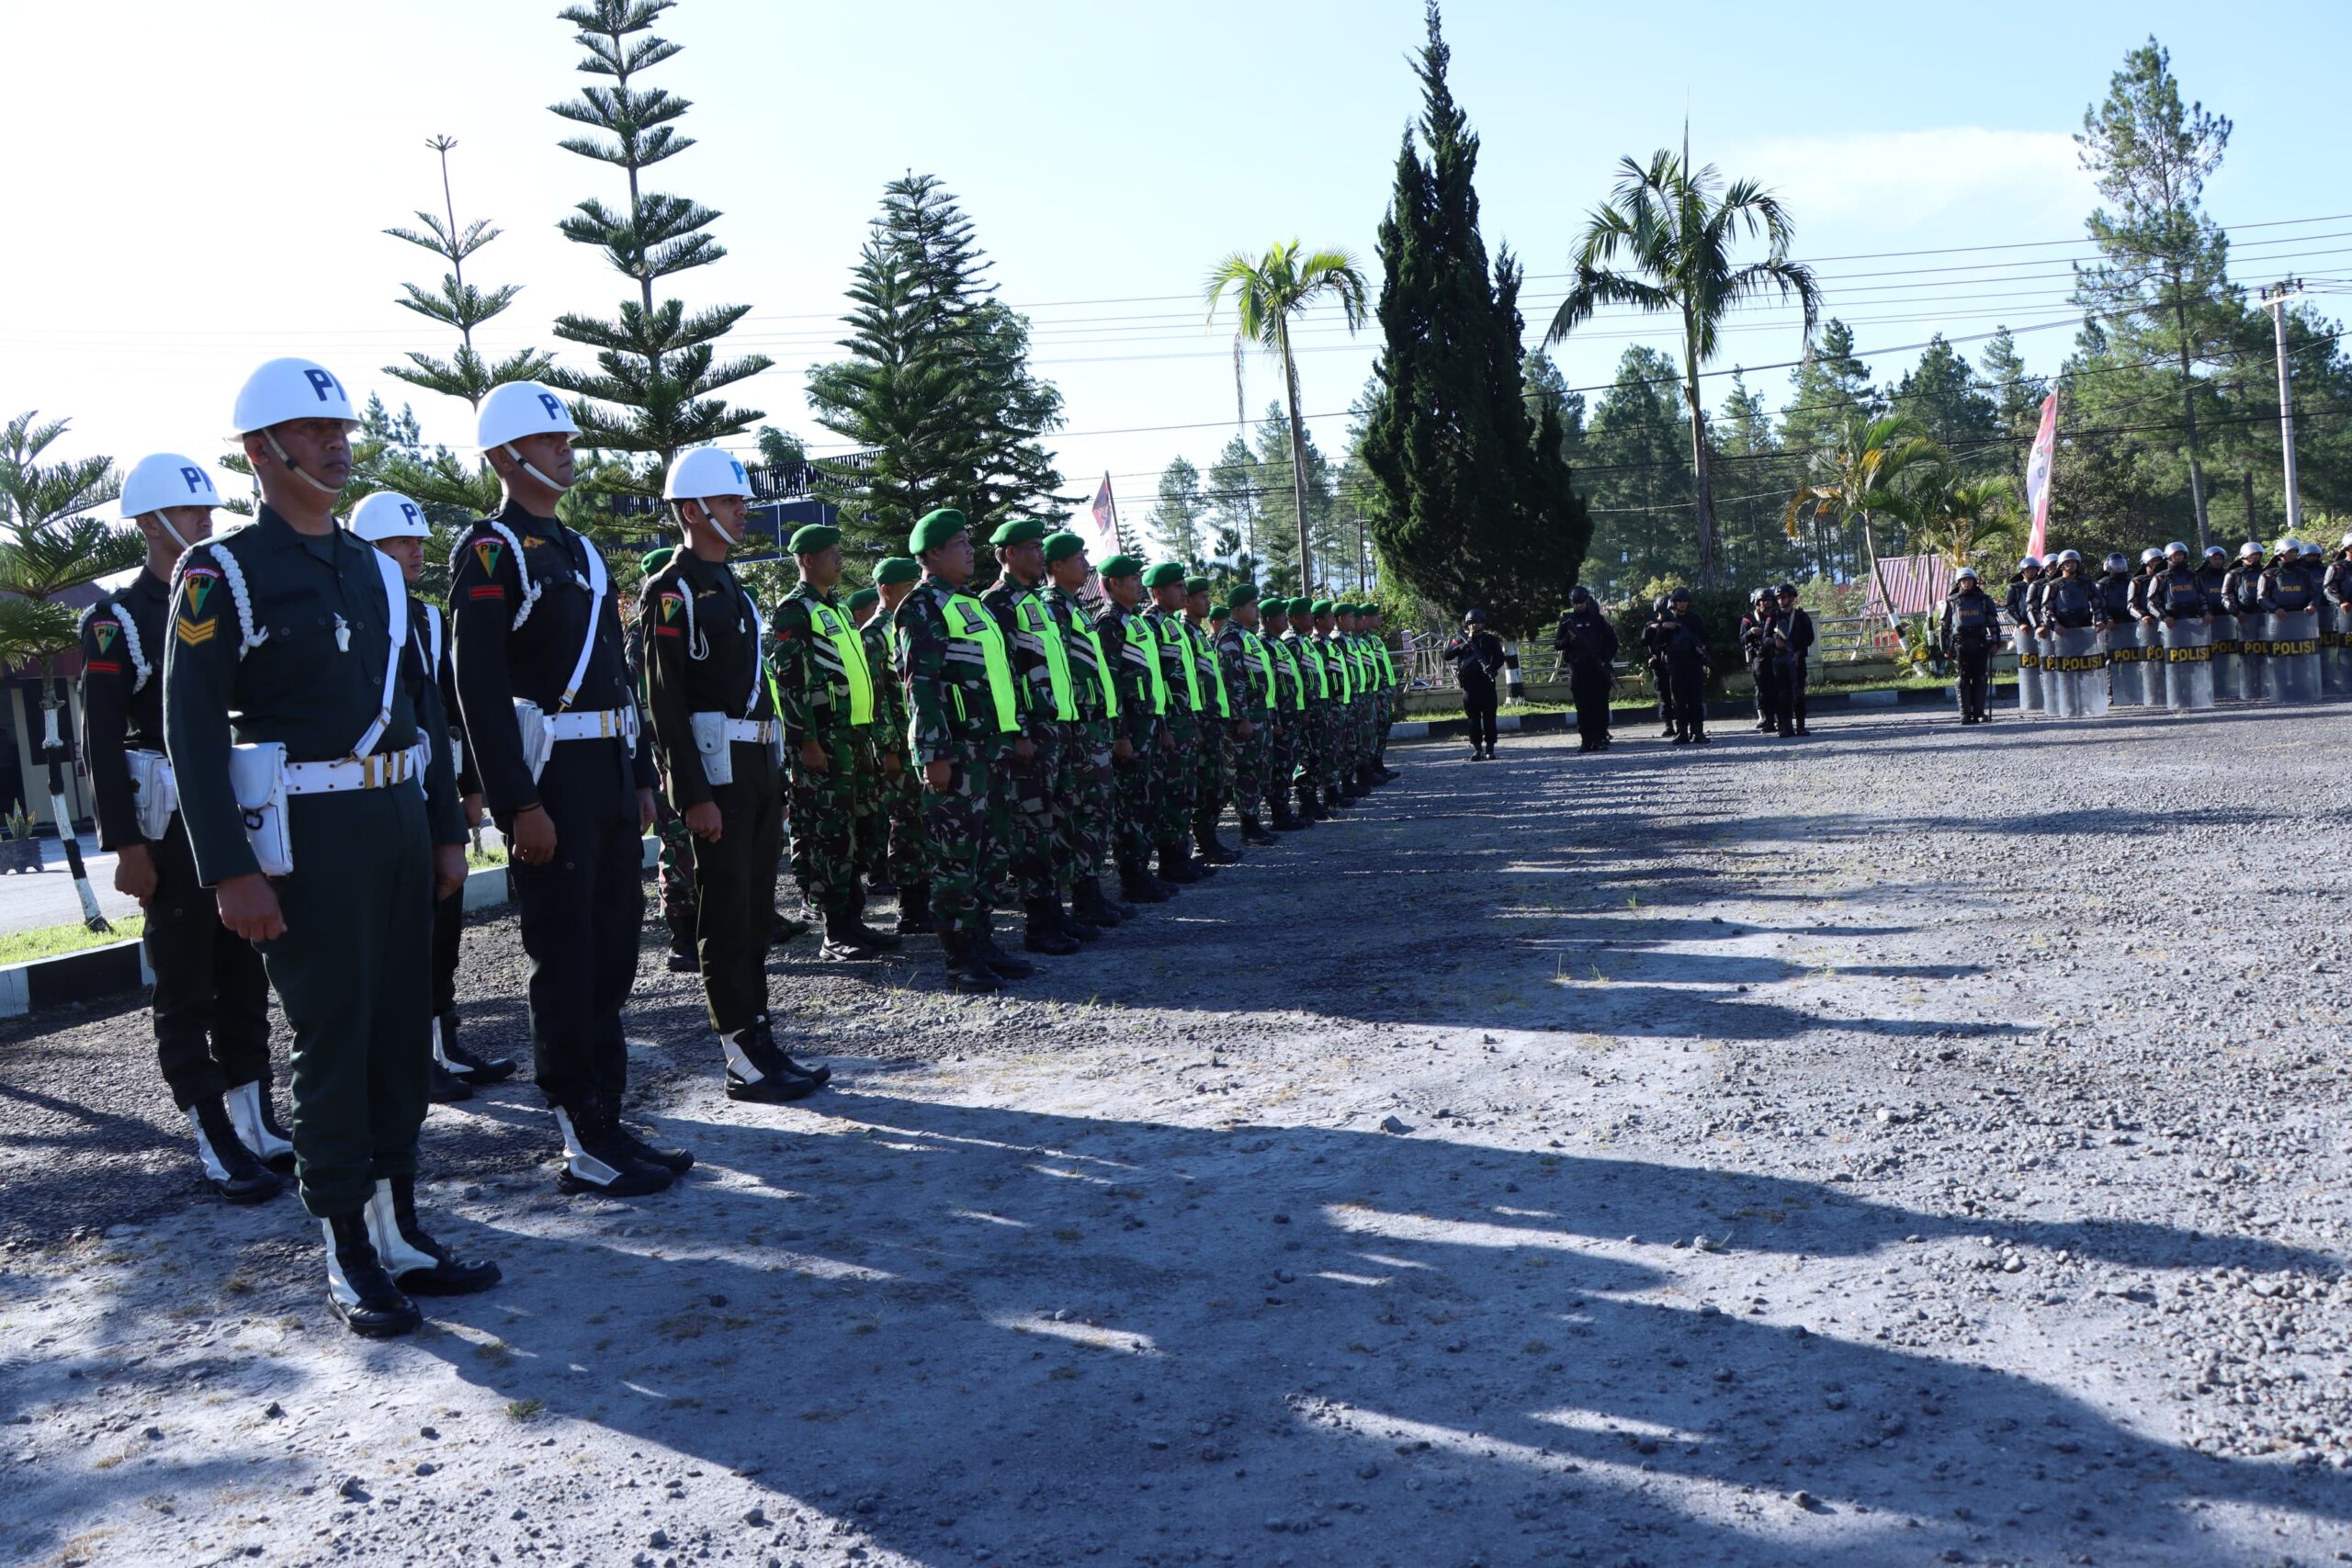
top-left (81, 361), bottom-right (1404, 1340)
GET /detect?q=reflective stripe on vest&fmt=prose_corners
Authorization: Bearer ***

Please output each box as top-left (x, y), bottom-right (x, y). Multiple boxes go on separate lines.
top-left (1240, 629), bottom-right (1275, 705)
top-left (1270, 638), bottom-right (1307, 711)
top-left (1152, 614), bottom-right (1202, 713)
top-left (1015, 592), bottom-right (1078, 722)
top-left (1325, 638), bottom-right (1353, 702)
top-left (1295, 636), bottom-right (1329, 700)
top-left (1375, 641), bottom-right (1396, 689)
top-left (943, 593), bottom-right (1019, 732)
top-left (1069, 612), bottom-right (1120, 720)
top-left (808, 601), bottom-right (876, 727)
top-left (1194, 624), bottom-right (1230, 718)
top-left (1133, 614), bottom-right (1168, 715)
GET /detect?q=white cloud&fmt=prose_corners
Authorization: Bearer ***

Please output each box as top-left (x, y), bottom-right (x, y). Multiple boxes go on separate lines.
top-left (1730, 128), bottom-right (2093, 242)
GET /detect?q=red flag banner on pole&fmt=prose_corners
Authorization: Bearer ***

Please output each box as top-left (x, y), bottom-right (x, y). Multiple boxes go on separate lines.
top-left (2024, 391), bottom-right (2058, 560)
top-left (1091, 473), bottom-right (1119, 546)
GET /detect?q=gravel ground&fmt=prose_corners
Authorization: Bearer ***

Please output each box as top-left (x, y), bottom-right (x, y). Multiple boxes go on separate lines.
top-left (4, 703), bottom-right (2351, 1568)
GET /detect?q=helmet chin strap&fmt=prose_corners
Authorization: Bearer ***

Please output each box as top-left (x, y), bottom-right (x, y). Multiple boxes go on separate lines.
top-left (501, 443), bottom-right (572, 495)
top-left (261, 429), bottom-right (343, 496)
top-left (146, 510), bottom-right (190, 551)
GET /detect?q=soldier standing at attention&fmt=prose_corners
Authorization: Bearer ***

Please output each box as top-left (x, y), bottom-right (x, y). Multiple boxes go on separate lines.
top-left (448, 381), bottom-right (675, 1200)
top-left (1280, 598), bottom-right (1333, 819)
top-left (899, 509), bottom-right (1034, 992)
top-left (1182, 576), bottom-right (1238, 865)
top-left (347, 492), bottom-right (514, 1104)
top-left (85, 454), bottom-right (285, 1201)
top-left (168, 358), bottom-right (491, 1337)
top-left (1360, 604), bottom-right (1400, 783)
top-left (1092, 557), bottom-right (1175, 904)
top-left (1216, 583), bottom-right (1278, 845)
top-left (1040, 531), bottom-right (1131, 929)
top-left (1256, 598), bottom-right (1310, 830)
top-left (772, 520), bottom-right (901, 964)
top-left (980, 519), bottom-right (1086, 953)
top-left (645, 451), bottom-right (828, 1103)
top-left (856, 557), bottom-right (933, 935)
top-left (1142, 564), bottom-right (1210, 882)
top-left (1937, 566), bottom-right (2002, 724)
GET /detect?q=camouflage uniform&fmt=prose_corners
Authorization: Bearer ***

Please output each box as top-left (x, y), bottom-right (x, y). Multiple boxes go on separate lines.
top-left (1263, 626), bottom-right (1308, 815)
top-left (1281, 625), bottom-right (1328, 813)
top-left (1046, 584), bottom-right (1117, 891)
top-left (771, 581), bottom-right (876, 921)
top-left (1185, 616), bottom-right (1232, 843)
top-left (854, 612), bottom-right (927, 890)
top-left (898, 573), bottom-right (1019, 940)
top-left (1144, 604), bottom-right (1202, 852)
top-left (1215, 618), bottom-right (1273, 822)
top-left (981, 571), bottom-right (1065, 907)
top-left (1317, 629), bottom-right (1357, 792)
top-left (1096, 597), bottom-right (1165, 875)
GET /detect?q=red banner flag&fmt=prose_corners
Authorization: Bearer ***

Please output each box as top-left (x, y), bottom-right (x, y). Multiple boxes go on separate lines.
top-left (2024, 391), bottom-right (2058, 560)
top-left (1090, 473), bottom-right (1118, 544)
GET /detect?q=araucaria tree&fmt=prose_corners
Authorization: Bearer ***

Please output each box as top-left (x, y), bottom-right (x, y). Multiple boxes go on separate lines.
top-left (548, 0), bottom-right (771, 485)
top-left (806, 174), bottom-right (1068, 553)
top-left (0, 414), bottom-right (140, 927)
top-left (1360, 4), bottom-right (1586, 633)
top-left (1548, 133), bottom-right (1818, 591)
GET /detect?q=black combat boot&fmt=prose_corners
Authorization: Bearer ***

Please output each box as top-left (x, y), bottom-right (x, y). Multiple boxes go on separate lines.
top-left (1155, 846), bottom-right (1202, 886)
top-left (769, 907), bottom-right (812, 947)
top-left (849, 887), bottom-right (903, 951)
top-left (190, 1096), bottom-right (282, 1204)
top-left (941, 931), bottom-right (1001, 994)
top-left (1050, 895), bottom-right (1102, 942)
top-left (1268, 799), bottom-right (1304, 831)
top-left (427, 1058), bottom-right (473, 1103)
top-left (895, 881), bottom-right (935, 937)
top-left (719, 1028), bottom-right (820, 1105)
top-left (322, 1212), bottom-right (422, 1339)
top-left (820, 906), bottom-right (879, 962)
top-left (666, 947), bottom-right (698, 973)
top-left (974, 924), bottom-right (1039, 979)
top-left (1323, 786), bottom-right (1350, 814)
top-left (1071, 880), bottom-right (1125, 928)
top-left (1239, 814), bottom-right (1277, 846)
top-left (224, 1077), bottom-right (296, 1173)
top-left (435, 1011), bottom-right (516, 1086)
top-left (1297, 786), bottom-right (1329, 821)
top-left (1023, 898), bottom-right (1081, 955)
top-left (553, 1103), bottom-right (676, 1195)
top-left (1193, 812), bottom-right (1240, 864)
top-left (1120, 859), bottom-right (1173, 903)
top-left (594, 1089), bottom-right (698, 1174)
top-left (365, 1176), bottom-right (501, 1296)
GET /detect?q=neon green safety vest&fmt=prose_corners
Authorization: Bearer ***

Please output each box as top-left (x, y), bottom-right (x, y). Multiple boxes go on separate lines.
top-left (1067, 607), bottom-right (1120, 720)
top-left (1150, 613), bottom-right (1201, 713)
top-left (1294, 635), bottom-right (1329, 700)
top-left (1013, 590), bottom-right (1078, 722)
top-left (1193, 622), bottom-right (1230, 718)
top-left (808, 600), bottom-right (875, 726)
top-left (1324, 637), bottom-right (1353, 703)
top-left (1128, 611), bottom-right (1167, 716)
top-left (1269, 637), bottom-right (1306, 711)
top-left (1238, 628), bottom-right (1275, 706)
top-left (942, 592), bottom-right (1018, 732)
top-left (1376, 639), bottom-right (1397, 688)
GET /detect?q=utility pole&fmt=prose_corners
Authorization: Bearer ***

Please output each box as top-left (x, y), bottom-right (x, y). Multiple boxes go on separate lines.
top-left (2261, 279), bottom-right (2304, 536)
top-left (1355, 518), bottom-right (1367, 592)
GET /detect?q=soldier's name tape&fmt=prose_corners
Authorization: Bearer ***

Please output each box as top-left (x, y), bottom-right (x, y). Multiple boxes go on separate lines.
top-left (2045, 654), bottom-right (2109, 672)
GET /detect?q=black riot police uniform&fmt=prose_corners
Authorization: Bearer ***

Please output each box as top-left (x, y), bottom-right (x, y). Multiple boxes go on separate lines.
top-left (1938, 578), bottom-right (2003, 723)
top-left (1767, 594), bottom-right (1815, 736)
top-left (80, 568), bottom-right (280, 1200)
top-left (1442, 617), bottom-right (1504, 758)
top-left (1739, 593), bottom-right (1779, 730)
top-left (1553, 598), bottom-right (1619, 751)
top-left (449, 499), bottom-right (675, 1196)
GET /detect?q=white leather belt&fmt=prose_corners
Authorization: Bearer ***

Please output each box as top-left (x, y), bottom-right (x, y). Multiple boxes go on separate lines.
top-left (284, 743), bottom-right (426, 795)
top-left (546, 707), bottom-right (638, 744)
top-left (721, 718), bottom-right (776, 744)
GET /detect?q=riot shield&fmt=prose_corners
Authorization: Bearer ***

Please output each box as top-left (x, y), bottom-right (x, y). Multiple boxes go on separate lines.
top-left (2238, 613), bottom-right (2269, 703)
top-left (2267, 609), bottom-right (2322, 702)
top-left (2138, 619), bottom-right (2167, 708)
top-left (2208, 609), bottom-right (2243, 701)
top-left (2328, 606), bottom-right (2352, 694)
top-left (2103, 625), bottom-right (2145, 706)
top-left (2160, 618), bottom-right (2213, 711)
top-left (2050, 627), bottom-right (2108, 718)
top-left (2016, 628), bottom-right (2043, 712)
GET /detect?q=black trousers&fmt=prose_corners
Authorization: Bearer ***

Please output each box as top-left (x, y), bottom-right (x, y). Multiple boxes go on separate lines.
top-left (1748, 657), bottom-right (1778, 722)
top-left (143, 816), bottom-right (271, 1109)
top-left (502, 739), bottom-right (643, 1113)
top-left (1462, 682), bottom-right (1498, 750)
top-left (430, 885), bottom-right (462, 1018)
top-left (1771, 655), bottom-right (1809, 732)
top-left (1569, 669), bottom-right (1612, 748)
top-left (1955, 643), bottom-right (1993, 719)
top-left (688, 750), bottom-right (783, 1035)
top-left (262, 785), bottom-right (432, 1218)
top-left (1668, 659), bottom-right (1707, 738)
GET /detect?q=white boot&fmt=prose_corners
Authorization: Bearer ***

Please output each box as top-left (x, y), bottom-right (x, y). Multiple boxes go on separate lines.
top-left (224, 1079), bottom-right (294, 1165)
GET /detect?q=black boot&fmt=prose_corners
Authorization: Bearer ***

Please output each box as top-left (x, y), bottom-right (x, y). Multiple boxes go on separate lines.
top-left (769, 908), bottom-right (812, 947)
top-left (865, 872), bottom-right (899, 898)
top-left (975, 924), bottom-right (1039, 979)
top-left (666, 947), bottom-right (698, 973)
top-left (1239, 814), bottom-right (1277, 846)
top-left (941, 930), bottom-right (1001, 994)
top-left (1070, 880), bottom-right (1125, 928)
top-left (757, 1018), bottom-right (831, 1090)
top-left (1156, 846), bottom-right (1202, 886)
top-left (190, 1096), bottom-right (282, 1204)
top-left (1298, 788), bottom-right (1329, 822)
top-left (435, 1011), bottom-right (515, 1086)
top-left (427, 1059), bottom-right (474, 1103)
top-left (594, 1089), bottom-right (698, 1175)
top-left (820, 906), bottom-right (879, 962)
top-left (365, 1176), bottom-right (501, 1296)
top-left (1269, 800), bottom-right (1306, 831)
top-left (1323, 786), bottom-right (1350, 814)
top-left (1194, 813), bottom-right (1240, 864)
top-left (1023, 898), bottom-right (1081, 955)
top-left (1051, 895), bottom-right (1102, 942)
top-left (1119, 861), bottom-right (1173, 904)
top-left (895, 881), bottom-right (935, 937)
top-left (720, 1027), bottom-right (820, 1105)
top-left (553, 1103), bottom-right (675, 1195)
top-left (323, 1212), bottom-right (422, 1338)
top-left (849, 887), bottom-right (904, 951)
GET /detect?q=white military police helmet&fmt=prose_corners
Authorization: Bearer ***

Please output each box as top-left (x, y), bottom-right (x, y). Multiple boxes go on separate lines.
top-left (476, 382), bottom-right (578, 451)
top-left (120, 454), bottom-right (221, 519)
top-left (663, 446), bottom-right (753, 502)
top-left (232, 358), bottom-right (357, 435)
top-left (1954, 566), bottom-right (1978, 581)
top-left (346, 491), bottom-right (431, 543)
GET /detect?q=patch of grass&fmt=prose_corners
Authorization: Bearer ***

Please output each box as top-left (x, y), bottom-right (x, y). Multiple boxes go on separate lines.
top-left (466, 844), bottom-right (507, 870)
top-left (0, 915), bottom-right (143, 964)
top-left (504, 1398), bottom-right (543, 1422)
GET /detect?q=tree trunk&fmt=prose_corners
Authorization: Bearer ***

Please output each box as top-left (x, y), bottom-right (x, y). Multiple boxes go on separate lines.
top-left (1279, 320), bottom-right (1314, 592)
top-left (1682, 321), bottom-right (1718, 592)
top-left (1860, 512), bottom-right (1902, 637)
top-left (40, 673), bottom-right (106, 931)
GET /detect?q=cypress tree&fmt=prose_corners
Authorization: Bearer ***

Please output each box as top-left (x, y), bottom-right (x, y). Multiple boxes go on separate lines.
top-left (547, 0), bottom-right (771, 488)
top-left (1361, 3), bottom-right (1587, 634)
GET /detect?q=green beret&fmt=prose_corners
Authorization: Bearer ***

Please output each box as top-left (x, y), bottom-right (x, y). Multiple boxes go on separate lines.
top-left (1098, 554), bottom-right (1143, 580)
top-left (1310, 599), bottom-right (1335, 615)
top-left (989, 517), bottom-right (1047, 548)
top-left (1142, 562), bottom-right (1187, 589)
top-left (1362, 603), bottom-right (1383, 616)
top-left (1289, 597), bottom-right (1315, 615)
top-left (1227, 582), bottom-right (1260, 607)
top-left (1042, 530), bottom-right (1087, 564)
top-left (1183, 574), bottom-right (1212, 594)
top-left (1261, 597), bottom-right (1288, 616)
top-left (846, 586), bottom-right (879, 613)
top-left (640, 546), bottom-right (676, 575)
top-left (1209, 604), bottom-right (1230, 622)
top-left (910, 508), bottom-right (967, 554)
top-left (874, 556), bottom-right (919, 586)
top-left (789, 523), bottom-right (841, 555)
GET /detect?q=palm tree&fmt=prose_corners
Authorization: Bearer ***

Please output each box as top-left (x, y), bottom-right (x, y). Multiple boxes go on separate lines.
top-left (1205, 241), bottom-right (1368, 590)
top-left (0, 412), bottom-right (141, 930)
top-left (1547, 140), bottom-right (1819, 590)
top-left (1782, 411), bottom-right (1943, 637)
top-left (1908, 469), bottom-right (2018, 572)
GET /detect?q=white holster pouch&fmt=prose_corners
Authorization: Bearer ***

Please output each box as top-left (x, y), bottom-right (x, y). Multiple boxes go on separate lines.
top-left (126, 749), bottom-right (178, 840)
top-left (690, 711), bottom-right (735, 787)
top-left (228, 743), bottom-right (293, 877)
top-left (513, 698), bottom-right (557, 784)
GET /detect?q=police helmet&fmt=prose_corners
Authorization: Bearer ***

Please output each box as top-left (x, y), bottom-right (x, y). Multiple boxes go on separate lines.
top-left (2303, 541), bottom-right (2324, 558)
top-left (1568, 585), bottom-right (1593, 604)
top-left (1773, 582), bottom-right (1797, 597)
top-left (1464, 607), bottom-right (1488, 625)
top-left (1668, 586), bottom-right (1691, 602)
top-left (2018, 556), bottom-right (2041, 571)
top-left (663, 446), bottom-right (753, 502)
top-left (2139, 547), bottom-right (2164, 565)
top-left (347, 491), bottom-right (430, 542)
top-left (2054, 548), bottom-right (2080, 565)
top-left (1954, 566), bottom-right (1979, 581)
top-left (2165, 540), bottom-right (2190, 558)
top-left (2240, 541), bottom-right (2265, 560)
top-left (2205, 545), bottom-right (2228, 560)
top-left (232, 357), bottom-right (358, 435)
top-left (477, 381), bottom-right (580, 451)
top-left (2103, 551), bottom-right (2129, 573)
top-left (2340, 531), bottom-right (2352, 550)
top-left (120, 453), bottom-right (221, 519)
top-left (2275, 536), bottom-right (2302, 557)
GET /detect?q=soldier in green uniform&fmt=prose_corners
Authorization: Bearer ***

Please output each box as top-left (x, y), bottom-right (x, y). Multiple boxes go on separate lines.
top-left (1339, 603), bottom-right (1375, 793)
top-left (1309, 601), bottom-right (1360, 810)
top-left (1141, 564), bottom-right (1210, 884)
top-left (167, 357), bottom-right (492, 1337)
top-left (1216, 583), bottom-right (1280, 845)
top-left (1362, 604), bottom-right (1401, 782)
top-left (644, 450), bottom-right (828, 1103)
top-left (1277, 598), bottom-right (1329, 821)
top-left (1182, 577), bottom-right (1238, 864)
top-left (1040, 532), bottom-right (1132, 930)
top-left (1091, 557), bottom-right (1173, 904)
top-left (772, 522), bottom-right (901, 963)
top-left (980, 519), bottom-right (1085, 954)
top-left (84, 454), bottom-right (285, 1202)
top-left (854, 558), bottom-right (932, 935)
top-left (1256, 597), bottom-right (1311, 832)
top-left (898, 510), bottom-right (1035, 991)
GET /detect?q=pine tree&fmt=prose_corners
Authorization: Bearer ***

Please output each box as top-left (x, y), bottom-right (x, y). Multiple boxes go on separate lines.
top-left (1359, 4), bottom-right (1588, 634)
top-left (547, 0), bottom-right (771, 488)
top-left (1892, 335), bottom-right (1999, 456)
top-left (1978, 328), bottom-right (2049, 440)
top-left (1149, 457), bottom-right (1208, 567)
top-left (805, 174), bottom-right (1067, 553)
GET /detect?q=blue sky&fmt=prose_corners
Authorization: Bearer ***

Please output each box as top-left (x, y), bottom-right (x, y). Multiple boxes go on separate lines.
top-left (6, 0), bottom-right (2346, 536)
